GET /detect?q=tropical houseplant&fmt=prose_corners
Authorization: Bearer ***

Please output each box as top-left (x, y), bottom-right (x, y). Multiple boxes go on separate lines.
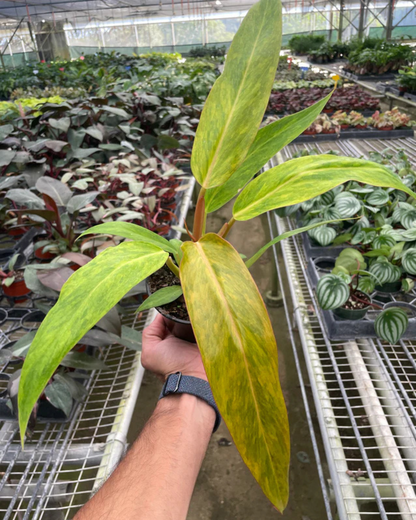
top-left (17, 0), bottom-right (416, 510)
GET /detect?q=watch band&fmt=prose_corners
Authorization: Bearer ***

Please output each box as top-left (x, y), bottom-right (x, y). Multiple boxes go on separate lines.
top-left (159, 372), bottom-right (221, 432)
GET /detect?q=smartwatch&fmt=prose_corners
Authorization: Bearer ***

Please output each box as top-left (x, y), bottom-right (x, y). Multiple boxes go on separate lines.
top-left (159, 372), bottom-right (221, 432)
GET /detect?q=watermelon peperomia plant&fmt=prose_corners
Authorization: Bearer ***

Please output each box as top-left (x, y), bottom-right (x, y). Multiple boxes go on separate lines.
top-left (18, 0), bottom-right (416, 510)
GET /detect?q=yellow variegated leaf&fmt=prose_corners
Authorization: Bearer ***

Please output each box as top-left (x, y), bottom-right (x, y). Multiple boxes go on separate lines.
top-left (191, 0), bottom-right (282, 189)
top-left (19, 242), bottom-right (168, 442)
top-left (233, 155), bottom-right (416, 221)
top-left (205, 90), bottom-right (334, 213)
top-left (180, 234), bottom-right (289, 510)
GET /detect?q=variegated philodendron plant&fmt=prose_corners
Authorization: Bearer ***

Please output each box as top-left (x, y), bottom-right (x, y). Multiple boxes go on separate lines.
top-left (18, 0), bottom-right (416, 509)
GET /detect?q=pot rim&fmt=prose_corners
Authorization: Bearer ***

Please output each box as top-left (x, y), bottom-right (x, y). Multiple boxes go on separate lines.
top-left (146, 279), bottom-right (190, 325)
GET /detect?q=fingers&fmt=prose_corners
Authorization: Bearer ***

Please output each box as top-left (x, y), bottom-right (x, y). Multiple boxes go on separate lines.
top-left (143, 313), bottom-right (169, 345)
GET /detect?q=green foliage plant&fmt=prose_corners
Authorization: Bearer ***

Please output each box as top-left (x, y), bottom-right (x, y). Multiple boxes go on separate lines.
top-left (17, 0), bottom-right (416, 510)
top-left (316, 248), bottom-right (411, 343)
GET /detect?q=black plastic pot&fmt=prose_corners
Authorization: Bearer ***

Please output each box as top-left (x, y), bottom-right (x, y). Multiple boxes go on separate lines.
top-left (332, 294), bottom-right (371, 321)
top-left (162, 314), bottom-right (195, 343)
top-left (145, 280), bottom-right (195, 343)
top-left (375, 280), bottom-right (402, 294)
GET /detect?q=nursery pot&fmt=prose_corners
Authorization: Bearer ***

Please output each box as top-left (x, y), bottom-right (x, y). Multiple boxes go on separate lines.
top-left (3, 279), bottom-right (30, 299)
top-left (7, 227), bottom-right (28, 237)
top-left (375, 280), bottom-right (402, 294)
top-left (355, 124), bottom-right (367, 130)
top-left (302, 130), bottom-right (317, 135)
top-left (341, 124), bottom-right (349, 129)
top-left (34, 246), bottom-right (56, 260)
top-left (378, 126), bottom-right (394, 131)
top-left (313, 256), bottom-right (335, 273)
top-left (162, 314), bottom-right (195, 344)
top-left (332, 292), bottom-right (372, 321)
top-left (145, 277), bottom-right (195, 343)
top-left (322, 128), bottom-right (336, 134)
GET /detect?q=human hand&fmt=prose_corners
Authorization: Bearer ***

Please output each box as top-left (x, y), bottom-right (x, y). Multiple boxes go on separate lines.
top-left (142, 314), bottom-right (207, 382)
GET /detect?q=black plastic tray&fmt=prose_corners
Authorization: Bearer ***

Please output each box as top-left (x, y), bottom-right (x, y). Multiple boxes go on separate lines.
top-left (302, 232), bottom-right (347, 258)
top-left (343, 70), bottom-right (397, 81)
top-left (0, 309), bottom-right (89, 424)
top-left (293, 127), bottom-right (414, 143)
top-left (404, 92), bottom-right (416, 103)
top-left (376, 82), bottom-right (392, 93)
top-left (306, 255), bottom-right (416, 340)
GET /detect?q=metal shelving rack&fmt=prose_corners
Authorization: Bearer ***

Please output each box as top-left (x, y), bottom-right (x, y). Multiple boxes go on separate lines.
top-left (0, 179), bottom-right (195, 519)
top-left (272, 138), bottom-right (416, 520)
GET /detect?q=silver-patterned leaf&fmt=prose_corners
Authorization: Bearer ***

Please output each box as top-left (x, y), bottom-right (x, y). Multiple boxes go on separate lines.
top-left (316, 274), bottom-right (350, 310)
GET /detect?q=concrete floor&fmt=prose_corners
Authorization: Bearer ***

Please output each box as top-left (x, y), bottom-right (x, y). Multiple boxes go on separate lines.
top-left (129, 201), bottom-right (328, 520)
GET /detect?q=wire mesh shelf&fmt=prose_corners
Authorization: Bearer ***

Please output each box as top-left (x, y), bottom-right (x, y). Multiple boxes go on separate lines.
top-left (272, 137), bottom-right (416, 519)
top-left (0, 178), bottom-right (194, 519)
top-left (0, 306), bottom-right (154, 520)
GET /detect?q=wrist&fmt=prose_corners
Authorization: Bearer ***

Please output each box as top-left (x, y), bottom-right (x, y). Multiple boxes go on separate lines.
top-left (157, 393), bottom-right (216, 431)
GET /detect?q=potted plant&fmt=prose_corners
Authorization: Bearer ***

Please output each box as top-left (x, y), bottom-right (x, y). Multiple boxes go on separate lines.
top-left (6, 178), bottom-right (99, 256)
top-left (316, 248), bottom-right (409, 341)
top-left (331, 110), bottom-right (350, 129)
top-left (0, 253), bottom-right (30, 299)
top-left (17, 0), bottom-right (416, 510)
top-left (348, 110), bottom-right (368, 129)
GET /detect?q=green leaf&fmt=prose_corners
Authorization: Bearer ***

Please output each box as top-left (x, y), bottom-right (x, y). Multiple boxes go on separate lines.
top-left (402, 278), bottom-right (415, 292)
top-left (49, 117), bottom-right (71, 133)
top-left (6, 188), bottom-right (44, 208)
top-left (233, 155), bottom-right (416, 221)
top-left (120, 325), bottom-right (142, 352)
top-left (73, 148), bottom-right (101, 159)
top-left (181, 233), bottom-right (289, 511)
top-left (157, 135), bottom-right (180, 150)
top-left (205, 91), bottom-right (333, 213)
top-left (316, 274), bottom-right (350, 310)
top-left (369, 259), bottom-right (401, 284)
top-left (375, 307), bottom-right (408, 344)
top-left (313, 226), bottom-right (337, 246)
top-left (401, 248), bottom-right (416, 275)
top-left (400, 209), bottom-right (416, 230)
top-left (79, 222), bottom-right (177, 254)
top-left (36, 177), bottom-right (72, 206)
top-left (367, 189), bottom-right (390, 206)
top-left (85, 126), bottom-right (103, 141)
top-left (372, 235), bottom-right (396, 249)
top-left (100, 106), bottom-right (129, 118)
top-left (138, 285), bottom-right (183, 312)
top-left (18, 242), bottom-right (168, 442)
top-left (0, 150), bottom-right (16, 167)
top-left (334, 194), bottom-right (361, 218)
top-left (246, 219), bottom-right (343, 268)
top-left (358, 276), bottom-right (376, 294)
top-left (61, 351), bottom-right (109, 370)
top-left (191, 0), bottom-right (282, 189)
top-left (332, 233), bottom-right (353, 245)
top-left (67, 192), bottom-right (99, 214)
top-left (0, 124), bottom-right (14, 141)
top-left (54, 372), bottom-right (88, 401)
top-left (44, 380), bottom-right (73, 416)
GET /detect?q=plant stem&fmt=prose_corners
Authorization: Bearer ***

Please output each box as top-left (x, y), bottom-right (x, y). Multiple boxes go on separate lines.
top-left (166, 256), bottom-right (180, 278)
top-left (193, 188), bottom-right (206, 241)
top-left (219, 217), bottom-right (236, 239)
top-left (350, 291), bottom-right (383, 310)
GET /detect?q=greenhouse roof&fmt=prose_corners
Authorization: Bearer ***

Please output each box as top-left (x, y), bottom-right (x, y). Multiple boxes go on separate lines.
top-left (0, 0), bottom-right (259, 23)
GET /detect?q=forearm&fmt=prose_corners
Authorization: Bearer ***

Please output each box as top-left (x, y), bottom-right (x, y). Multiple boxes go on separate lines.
top-left (75, 393), bottom-right (215, 520)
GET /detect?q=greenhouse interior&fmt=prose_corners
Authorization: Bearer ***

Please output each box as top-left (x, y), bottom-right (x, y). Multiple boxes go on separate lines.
top-left (2, 0), bottom-right (416, 519)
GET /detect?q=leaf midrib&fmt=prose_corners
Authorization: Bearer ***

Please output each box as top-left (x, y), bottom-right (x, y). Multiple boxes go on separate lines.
top-left (235, 164), bottom-right (404, 217)
top-left (202, 9), bottom-right (268, 188)
top-left (195, 240), bottom-right (281, 492)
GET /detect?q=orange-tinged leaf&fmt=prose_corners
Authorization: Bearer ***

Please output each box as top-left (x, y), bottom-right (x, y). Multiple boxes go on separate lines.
top-left (180, 233), bottom-right (289, 510)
